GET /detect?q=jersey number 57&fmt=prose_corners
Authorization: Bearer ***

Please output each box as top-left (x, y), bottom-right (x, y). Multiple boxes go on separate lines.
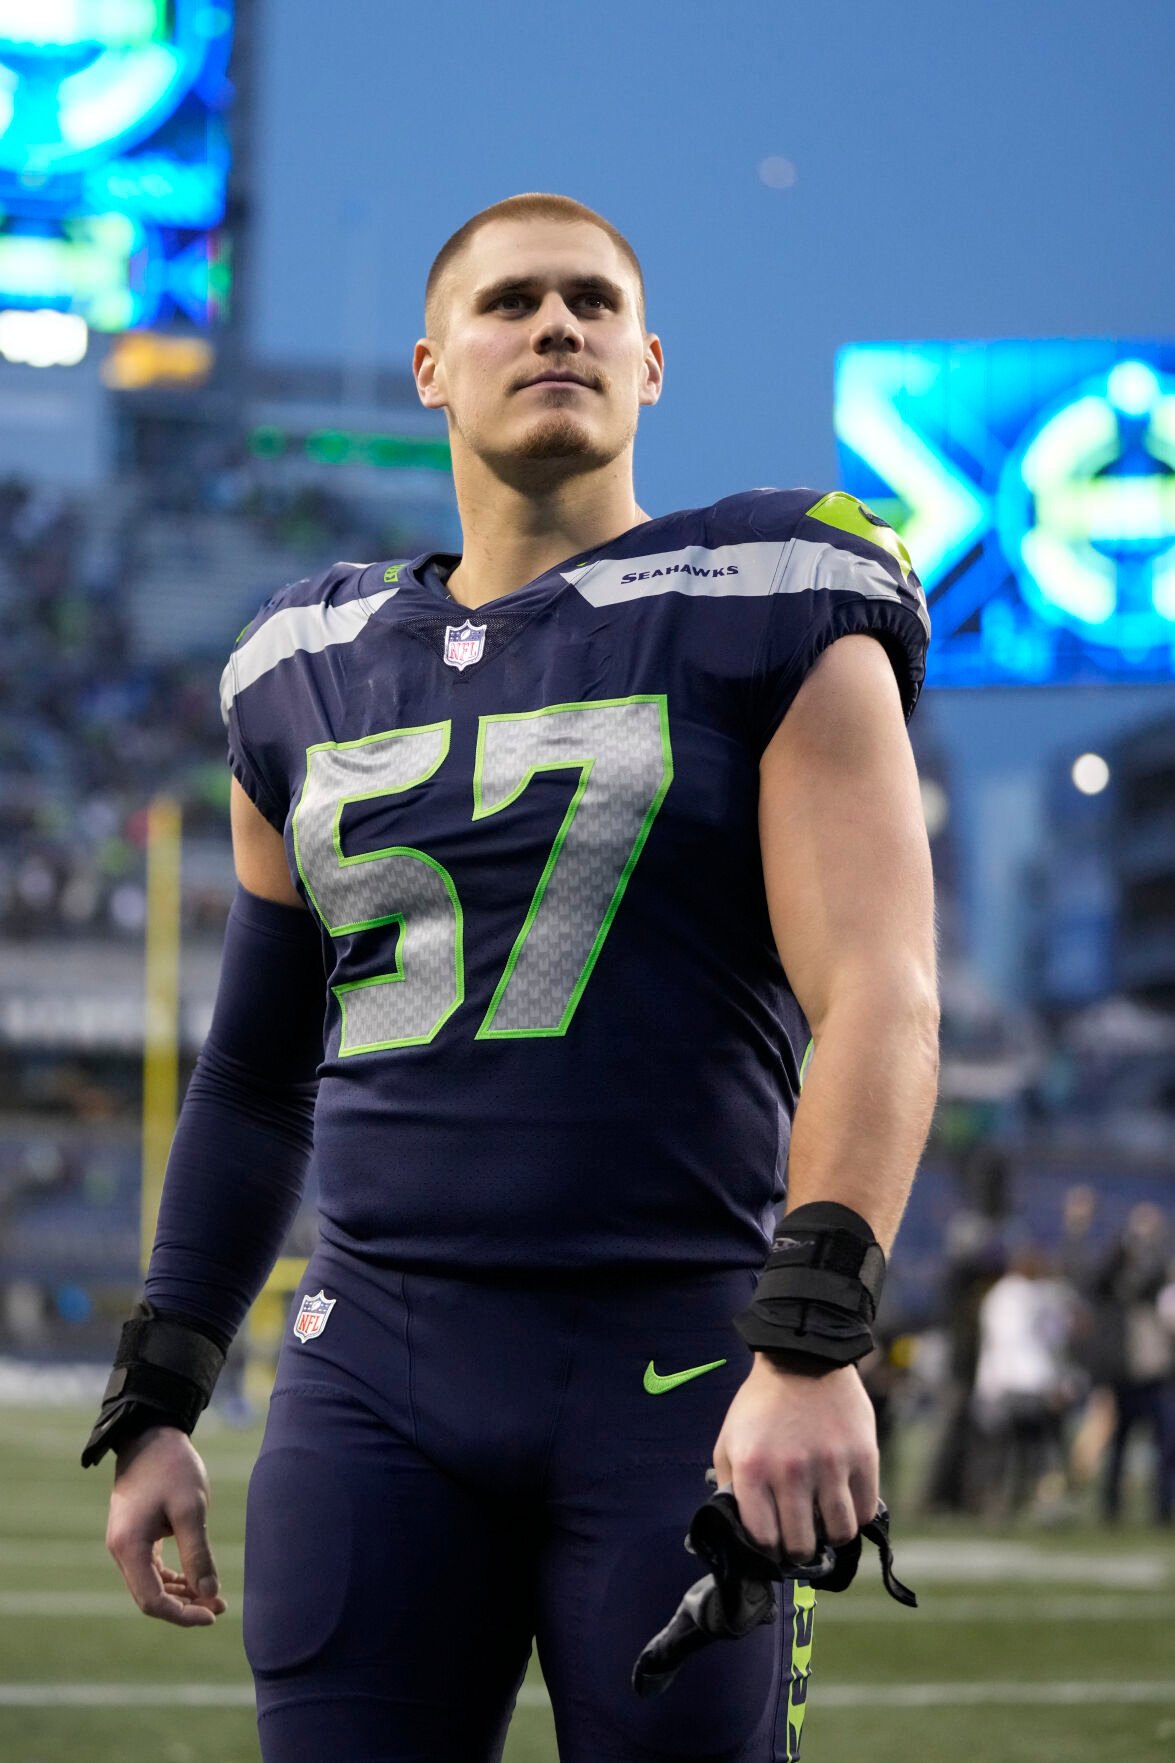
top-left (292, 695), bottom-right (673, 1055)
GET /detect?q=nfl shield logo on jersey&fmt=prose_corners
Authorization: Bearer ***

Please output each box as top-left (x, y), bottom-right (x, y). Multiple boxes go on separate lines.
top-left (444, 619), bottom-right (487, 671)
top-left (293, 1290), bottom-right (336, 1343)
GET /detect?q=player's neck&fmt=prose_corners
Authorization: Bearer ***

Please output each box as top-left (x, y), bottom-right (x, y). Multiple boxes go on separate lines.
top-left (444, 453), bottom-right (649, 610)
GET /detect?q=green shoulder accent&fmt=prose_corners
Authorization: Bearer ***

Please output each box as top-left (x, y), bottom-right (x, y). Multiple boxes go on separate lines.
top-left (805, 490), bottom-right (913, 583)
top-left (798, 1037), bottom-right (814, 1091)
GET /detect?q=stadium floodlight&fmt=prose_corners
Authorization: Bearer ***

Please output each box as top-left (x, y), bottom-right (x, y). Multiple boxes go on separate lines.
top-left (1071, 753), bottom-right (1111, 796)
top-left (0, 306), bottom-right (88, 365)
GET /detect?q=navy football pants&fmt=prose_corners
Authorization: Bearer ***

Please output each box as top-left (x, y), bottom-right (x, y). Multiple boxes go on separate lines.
top-left (244, 1250), bottom-right (815, 1762)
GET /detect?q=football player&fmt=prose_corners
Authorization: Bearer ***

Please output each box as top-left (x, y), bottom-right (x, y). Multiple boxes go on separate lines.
top-left (85, 193), bottom-right (939, 1762)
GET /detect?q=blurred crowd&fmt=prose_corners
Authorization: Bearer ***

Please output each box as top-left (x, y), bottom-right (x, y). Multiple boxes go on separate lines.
top-left (0, 475), bottom-right (231, 941)
top-left (897, 1181), bottom-right (1175, 1526)
top-left (0, 472), bottom-right (435, 941)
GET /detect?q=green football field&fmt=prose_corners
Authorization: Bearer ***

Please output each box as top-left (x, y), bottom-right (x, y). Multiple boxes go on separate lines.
top-left (2, 1407), bottom-right (1174, 1763)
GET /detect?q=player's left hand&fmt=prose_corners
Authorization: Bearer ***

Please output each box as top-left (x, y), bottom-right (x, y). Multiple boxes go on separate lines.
top-left (711, 1354), bottom-right (878, 1562)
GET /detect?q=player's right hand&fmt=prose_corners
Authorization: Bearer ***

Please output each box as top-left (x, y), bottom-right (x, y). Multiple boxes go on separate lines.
top-left (106, 1425), bottom-right (226, 1626)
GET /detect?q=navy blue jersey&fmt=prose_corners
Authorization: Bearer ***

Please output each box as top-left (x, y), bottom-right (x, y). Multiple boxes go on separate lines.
top-left (220, 489), bottom-right (929, 1274)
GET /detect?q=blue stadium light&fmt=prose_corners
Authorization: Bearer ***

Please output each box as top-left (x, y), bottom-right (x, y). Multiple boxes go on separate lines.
top-left (836, 340), bottom-right (1175, 687)
top-left (1108, 359), bottom-right (1161, 419)
top-left (0, 0), bottom-right (233, 331)
top-left (0, 3), bottom-right (162, 48)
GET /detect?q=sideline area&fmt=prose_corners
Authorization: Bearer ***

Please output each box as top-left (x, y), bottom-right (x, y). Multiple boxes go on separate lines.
top-left (3, 1407), bottom-right (1173, 1763)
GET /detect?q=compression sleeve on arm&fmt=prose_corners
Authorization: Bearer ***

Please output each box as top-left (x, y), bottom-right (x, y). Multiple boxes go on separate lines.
top-left (143, 884), bottom-right (324, 1346)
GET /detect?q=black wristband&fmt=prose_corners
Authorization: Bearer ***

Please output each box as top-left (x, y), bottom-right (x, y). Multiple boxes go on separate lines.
top-left (735, 1202), bottom-right (886, 1371)
top-left (81, 1301), bottom-right (227, 1468)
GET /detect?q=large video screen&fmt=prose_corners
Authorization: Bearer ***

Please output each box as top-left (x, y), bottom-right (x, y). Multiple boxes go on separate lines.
top-left (0, 1), bottom-right (234, 331)
top-left (835, 339), bottom-right (1175, 687)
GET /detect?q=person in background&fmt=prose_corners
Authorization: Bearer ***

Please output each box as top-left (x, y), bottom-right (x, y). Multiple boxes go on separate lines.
top-left (1058, 1185), bottom-right (1099, 1296)
top-left (922, 1152), bottom-right (1009, 1515)
top-left (972, 1243), bottom-right (1079, 1518)
top-left (1060, 1184), bottom-right (1117, 1494)
top-left (1097, 1204), bottom-right (1173, 1524)
top-left (1156, 1262), bottom-right (1175, 1525)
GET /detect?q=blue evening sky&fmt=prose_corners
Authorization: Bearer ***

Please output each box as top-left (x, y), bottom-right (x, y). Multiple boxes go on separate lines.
top-left (247, 0), bottom-right (1175, 998)
top-left (250, 0), bottom-right (1174, 516)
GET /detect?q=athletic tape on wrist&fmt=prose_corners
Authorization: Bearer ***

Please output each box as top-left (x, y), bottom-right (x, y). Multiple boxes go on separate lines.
top-left (734, 1201), bottom-right (886, 1368)
top-left (80, 1301), bottom-right (226, 1468)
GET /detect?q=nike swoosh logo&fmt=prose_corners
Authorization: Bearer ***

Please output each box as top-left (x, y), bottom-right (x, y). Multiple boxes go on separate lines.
top-left (643, 1357), bottom-right (727, 1395)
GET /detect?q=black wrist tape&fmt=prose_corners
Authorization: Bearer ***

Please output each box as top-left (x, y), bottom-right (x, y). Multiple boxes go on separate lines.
top-left (735, 1201), bottom-right (886, 1370)
top-left (80, 1301), bottom-right (227, 1468)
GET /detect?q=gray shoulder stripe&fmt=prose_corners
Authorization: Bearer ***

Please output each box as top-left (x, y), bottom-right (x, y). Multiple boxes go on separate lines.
top-left (782, 538), bottom-right (931, 642)
top-left (566, 537), bottom-right (928, 643)
top-left (220, 587), bottom-right (399, 723)
top-left (566, 541), bottom-right (788, 605)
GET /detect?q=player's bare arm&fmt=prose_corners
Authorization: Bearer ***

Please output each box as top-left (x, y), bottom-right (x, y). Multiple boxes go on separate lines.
top-left (230, 776), bottom-right (306, 907)
top-left (713, 631), bottom-right (940, 1561)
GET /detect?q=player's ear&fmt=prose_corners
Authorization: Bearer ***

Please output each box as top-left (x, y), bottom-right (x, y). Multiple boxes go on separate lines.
top-left (414, 338), bottom-right (447, 411)
top-left (639, 334), bottom-right (664, 408)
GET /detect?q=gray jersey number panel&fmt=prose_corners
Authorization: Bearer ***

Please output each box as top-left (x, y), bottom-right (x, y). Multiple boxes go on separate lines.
top-left (473, 696), bottom-right (673, 1038)
top-left (291, 697), bottom-right (672, 1053)
top-left (292, 723), bottom-right (463, 1056)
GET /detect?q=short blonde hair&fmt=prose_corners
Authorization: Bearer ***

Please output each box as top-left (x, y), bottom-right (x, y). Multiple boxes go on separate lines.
top-left (425, 192), bottom-right (646, 334)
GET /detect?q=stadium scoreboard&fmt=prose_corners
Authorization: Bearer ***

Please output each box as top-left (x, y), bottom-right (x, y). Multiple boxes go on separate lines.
top-left (0, 1), bottom-right (234, 333)
top-left (836, 338), bottom-right (1175, 688)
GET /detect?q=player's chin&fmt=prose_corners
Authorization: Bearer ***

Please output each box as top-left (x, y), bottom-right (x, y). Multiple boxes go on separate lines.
top-left (487, 416), bottom-right (616, 490)
top-left (514, 413), bottom-right (601, 462)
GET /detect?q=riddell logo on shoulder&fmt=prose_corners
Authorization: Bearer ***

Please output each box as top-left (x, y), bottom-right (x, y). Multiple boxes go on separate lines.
top-left (620, 563), bottom-right (740, 584)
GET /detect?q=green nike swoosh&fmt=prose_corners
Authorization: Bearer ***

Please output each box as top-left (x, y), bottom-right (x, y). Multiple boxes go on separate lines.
top-left (643, 1357), bottom-right (727, 1395)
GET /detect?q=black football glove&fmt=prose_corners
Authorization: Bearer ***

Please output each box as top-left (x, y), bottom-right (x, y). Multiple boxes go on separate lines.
top-left (632, 1488), bottom-right (916, 1698)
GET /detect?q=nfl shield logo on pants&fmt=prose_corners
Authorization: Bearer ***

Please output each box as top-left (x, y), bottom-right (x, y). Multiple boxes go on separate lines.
top-left (444, 619), bottom-right (487, 671)
top-left (293, 1290), bottom-right (336, 1342)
